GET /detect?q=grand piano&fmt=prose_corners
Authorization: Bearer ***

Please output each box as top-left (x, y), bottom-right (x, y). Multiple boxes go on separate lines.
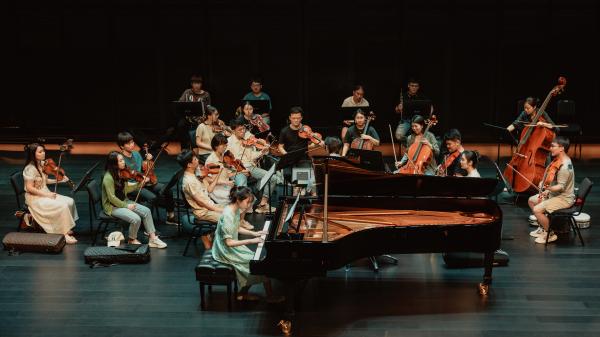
top-left (250, 156), bottom-right (503, 334)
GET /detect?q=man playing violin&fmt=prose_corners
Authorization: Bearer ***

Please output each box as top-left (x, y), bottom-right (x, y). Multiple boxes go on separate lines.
top-left (506, 97), bottom-right (558, 134)
top-left (341, 109), bottom-right (380, 157)
top-left (437, 129), bottom-right (467, 177)
top-left (278, 106), bottom-right (324, 157)
top-left (117, 132), bottom-right (178, 225)
top-left (196, 105), bottom-right (231, 163)
top-left (528, 136), bottom-right (575, 244)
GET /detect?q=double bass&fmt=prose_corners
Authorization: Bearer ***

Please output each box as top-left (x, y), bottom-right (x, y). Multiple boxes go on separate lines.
top-left (503, 77), bottom-right (566, 193)
top-left (398, 115), bottom-right (438, 175)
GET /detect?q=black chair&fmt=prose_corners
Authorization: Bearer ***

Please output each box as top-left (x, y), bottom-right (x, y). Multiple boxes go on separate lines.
top-left (9, 170), bottom-right (28, 231)
top-left (84, 179), bottom-right (125, 245)
top-left (546, 177), bottom-right (593, 246)
top-left (181, 197), bottom-right (217, 257)
top-left (160, 168), bottom-right (186, 236)
top-left (556, 100), bottom-right (583, 159)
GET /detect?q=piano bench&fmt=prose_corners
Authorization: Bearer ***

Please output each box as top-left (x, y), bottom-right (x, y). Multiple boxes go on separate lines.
top-left (195, 250), bottom-right (238, 311)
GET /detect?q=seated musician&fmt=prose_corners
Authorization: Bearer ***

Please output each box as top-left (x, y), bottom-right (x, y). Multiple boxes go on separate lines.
top-left (242, 78), bottom-right (272, 125)
top-left (22, 143), bottom-right (79, 244)
top-left (236, 101), bottom-right (268, 136)
top-left (437, 129), bottom-right (467, 177)
top-left (341, 109), bottom-right (380, 157)
top-left (176, 74), bottom-right (211, 149)
top-left (196, 105), bottom-right (231, 163)
top-left (227, 119), bottom-right (276, 214)
top-left (325, 136), bottom-right (343, 157)
top-left (506, 97), bottom-right (557, 134)
top-left (341, 84), bottom-right (370, 139)
top-left (102, 151), bottom-right (167, 248)
top-left (394, 78), bottom-right (434, 143)
top-left (178, 149), bottom-right (223, 249)
top-left (117, 132), bottom-right (178, 225)
top-left (528, 136), bottom-right (575, 244)
top-left (394, 114), bottom-right (440, 175)
top-left (211, 186), bottom-right (283, 303)
top-left (460, 150), bottom-right (481, 178)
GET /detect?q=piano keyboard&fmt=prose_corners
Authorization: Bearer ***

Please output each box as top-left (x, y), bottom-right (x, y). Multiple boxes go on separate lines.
top-left (253, 220), bottom-right (271, 261)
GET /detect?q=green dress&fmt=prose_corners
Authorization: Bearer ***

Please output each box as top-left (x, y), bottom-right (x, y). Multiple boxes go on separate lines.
top-left (212, 206), bottom-right (266, 288)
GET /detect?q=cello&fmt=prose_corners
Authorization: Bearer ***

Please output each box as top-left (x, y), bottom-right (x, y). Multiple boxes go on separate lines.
top-left (503, 77), bottom-right (566, 193)
top-left (397, 115), bottom-right (438, 175)
top-left (350, 111), bottom-right (376, 150)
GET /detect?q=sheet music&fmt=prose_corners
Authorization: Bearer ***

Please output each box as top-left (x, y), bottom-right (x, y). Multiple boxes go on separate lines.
top-left (283, 194), bottom-right (301, 224)
top-left (258, 163), bottom-right (277, 191)
top-left (253, 220), bottom-right (271, 260)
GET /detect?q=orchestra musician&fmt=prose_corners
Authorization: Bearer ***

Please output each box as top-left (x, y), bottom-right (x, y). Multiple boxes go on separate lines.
top-left (176, 74), bottom-right (211, 149)
top-left (394, 78), bottom-right (434, 142)
top-left (195, 105), bottom-right (231, 163)
top-left (325, 136), bottom-right (343, 157)
top-left (506, 97), bottom-right (558, 134)
top-left (528, 136), bottom-right (575, 244)
top-left (437, 129), bottom-right (467, 177)
top-left (460, 150), bottom-right (481, 178)
top-left (117, 132), bottom-right (178, 225)
top-left (236, 101), bottom-right (269, 136)
top-left (101, 151), bottom-right (167, 248)
top-left (22, 143), bottom-right (79, 244)
top-left (341, 109), bottom-right (380, 157)
top-left (242, 78), bottom-right (272, 125)
top-left (341, 84), bottom-right (370, 139)
top-left (394, 114), bottom-right (440, 175)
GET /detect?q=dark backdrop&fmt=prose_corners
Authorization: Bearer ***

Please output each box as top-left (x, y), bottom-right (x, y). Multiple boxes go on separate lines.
top-left (5, 0), bottom-right (600, 142)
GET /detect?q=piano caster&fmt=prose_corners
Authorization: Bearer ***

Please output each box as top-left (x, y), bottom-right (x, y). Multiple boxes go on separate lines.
top-left (478, 283), bottom-right (490, 296)
top-left (277, 320), bottom-right (292, 335)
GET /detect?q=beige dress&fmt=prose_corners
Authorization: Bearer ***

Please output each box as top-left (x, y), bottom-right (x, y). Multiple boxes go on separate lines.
top-left (23, 164), bottom-right (78, 234)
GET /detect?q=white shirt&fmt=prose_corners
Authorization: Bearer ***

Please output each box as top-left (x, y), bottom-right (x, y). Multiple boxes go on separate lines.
top-left (341, 96), bottom-right (370, 107)
top-left (466, 169), bottom-right (481, 178)
top-left (226, 133), bottom-right (263, 169)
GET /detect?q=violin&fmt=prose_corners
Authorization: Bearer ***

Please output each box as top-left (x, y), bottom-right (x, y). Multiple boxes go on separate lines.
top-left (350, 111), bottom-right (376, 151)
top-left (298, 124), bottom-right (324, 145)
top-left (249, 114), bottom-right (270, 133)
top-left (212, 120), bottom-right (233, 135)
top-left (223, 150), bottom-right (246, 172)
top-left (436, 150), bottom-right (461, 176)
top-left (120, 166), bottom-right (146, 183)
top-left (197, 163), bottom-right (222, 178)
top-left (242, 136), bottom-right (269, 150)
top-left (43, 158), bottom-right (74, 189)
top-left (398, 115), bottom-right (438, 175)
top-left (141, 143), bottom-right (158, 185)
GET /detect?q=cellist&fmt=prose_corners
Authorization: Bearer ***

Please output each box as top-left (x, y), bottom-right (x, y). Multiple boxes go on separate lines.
top-left (528, 136), bottom-right (575, 244)
top-left (341, 109), bottom-right (380, 157)
top-left (506, 97), bottom-right (558, 134)
top-left (394, 114), bottom-right (440, 175)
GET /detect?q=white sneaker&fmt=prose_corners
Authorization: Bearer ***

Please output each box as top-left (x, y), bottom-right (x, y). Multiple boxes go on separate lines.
top-left (530, 227), bottom-right (545, 238)
top-left (535, 232), bottom-right (557, 244)
top-left (148, 236), bottom-right (167, 249)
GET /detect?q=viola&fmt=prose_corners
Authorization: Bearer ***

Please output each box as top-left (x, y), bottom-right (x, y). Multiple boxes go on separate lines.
top-left (350, 111), bottom-right (377, 151)
top-left (120, 166), bottom-right (146, 183)
top-left (436, 150), bottom-right (461, 176)
top-left (298, 124), bottom-right (324, 145)
top-left (43, 158), bottom-right (74, 189)
top-left (503, 77), bottom-right (566, 193)
top-left (398, 115), bottom-right (438, 175)
top-left (197, 163), bottom-right (222, 178)
top-left (242, 136), bottom-right (269, 150)
top-left (223, 150), bottom-right (246, 172)
top-left (249, 114), bottom-right (270, 133)
top-left (537, 157), bottom-right (563, 201)
top-left (141, 143), bottom-right (158, 185)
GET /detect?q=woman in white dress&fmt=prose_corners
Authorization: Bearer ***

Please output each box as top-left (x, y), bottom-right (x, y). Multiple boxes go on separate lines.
top-left (22, 143), bottom-right (79, 243)
top-left (460, 150), bottom-right (481, 178)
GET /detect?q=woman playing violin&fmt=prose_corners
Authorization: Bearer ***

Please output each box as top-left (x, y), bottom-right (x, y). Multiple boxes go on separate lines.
top-left (341, 109), bottom-right (380, 157)
top-left (506, 97), bottom-right (558, 134)
top-left (394, 114), bottom-right (440, 175)
top-left (196, 105), bottom-right (231, 163)
top-left (528, 136), bottom-right (575, 244)
top-left (237, 101), bottom-right (269, 136)
top-left (437, 129), bottom-right (467, 177)
top-left (22, 143), bottom-right (79, 244)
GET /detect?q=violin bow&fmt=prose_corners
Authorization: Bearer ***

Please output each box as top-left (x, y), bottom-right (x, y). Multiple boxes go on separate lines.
top-left (133, 142), bottom-right (167, 204)
top-left (504, 164), bottom-right (541, 193)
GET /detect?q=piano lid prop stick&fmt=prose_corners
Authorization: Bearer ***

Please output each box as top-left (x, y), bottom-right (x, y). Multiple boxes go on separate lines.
top-left (389, 124), bottom-right (398, 163)
top-left (323, 159), bottom-right (329, 243)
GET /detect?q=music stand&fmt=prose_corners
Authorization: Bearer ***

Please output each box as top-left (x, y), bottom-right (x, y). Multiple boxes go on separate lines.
top-left (280, 194), bottom-right (301, 234)
top-left (258, 163), bottom-right (278, 214)
top-left (275, 149), bottom-right (308, 196)
top-left (402, 99), bottom-right (432, 118)
top-left (242, 99), bottom-right (270, 115)
top-left (172, 101), bottom-right (206, 119)
top-left (483, 123), bottom-right (518, 166)
top-left (72, 161), bottom-right (100, 194)
top-left (345, 149), bottom-right (386, 172)
top-left (491, 160), bottom-right (516, 205)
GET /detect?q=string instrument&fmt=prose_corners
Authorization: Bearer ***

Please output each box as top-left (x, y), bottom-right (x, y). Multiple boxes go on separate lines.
top-left (223, 150), bottom-right (246, 172)
top-left (43, 139), bottom-right (75, 192)
top-left (141, 143), bottom-right (158, 185)
top-left (298, 124), bottom-right (324, 145)
top-left (538, 157), bottom-right (563, 201)
top-left (350, 111), bottom-right (376, 150)
top-left (119, 166), bottom-right (146, 183)
top-left (250, 114), bottom-right (270, 133)
top-left (242, 136), bottom-right (269, 150)
top-left (212, 120), bottom-right (233, 135)
top-left (503, 77), bottom-right (566, 193)
top-left (398, 115), bottom-right (438, 175)
top-left (197, 163), bottom-right (222, 178)
top-left (436, 150), bottom-right (461, 177)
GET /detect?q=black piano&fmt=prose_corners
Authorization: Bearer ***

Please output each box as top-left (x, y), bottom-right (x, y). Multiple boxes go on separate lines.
top-left (250, 156), bottom-right (503, 334)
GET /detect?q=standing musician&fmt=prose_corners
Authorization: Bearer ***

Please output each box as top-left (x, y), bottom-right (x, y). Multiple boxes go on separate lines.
top-left (176, 75), bottom-right (211, 149)
top-left (394, 78), bottom-right (434, 142)
top-left (195, 105), bottom-right (231, 163)
top-left (341, 109), bottom-right (380, 157)
top-left (102, 151), bottom-right (167, 248)
top-left (341, 84), bottom-right (370, 140)
top-left (22, 143), bottom-right (79, 244)
top-left (394, 114), bottom-right (440, 175)
top-left (242, 78), bottom-right (272, 125)
top-left (236, 101), bottom-right (270, 137)
top-left (437, 129), bottom-right (467, 177)
top-left (227, 119), bottom-right (277, 214)
top-left (460, 150), bottom-right (481, 178)
top-left (506, 97), bottom-right (558, 134)
top-left (117, 132), bottom-right (178, 225)
top-left (528, 136), bottom-right (575, 244)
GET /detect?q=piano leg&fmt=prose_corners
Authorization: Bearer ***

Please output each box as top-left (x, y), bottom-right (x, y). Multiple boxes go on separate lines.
top-left (478, 251), bottom-right (494, 296)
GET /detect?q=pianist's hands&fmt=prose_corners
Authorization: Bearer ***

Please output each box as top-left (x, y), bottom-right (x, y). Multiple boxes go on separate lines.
top-left (249, 236), bottom-right (264, 244)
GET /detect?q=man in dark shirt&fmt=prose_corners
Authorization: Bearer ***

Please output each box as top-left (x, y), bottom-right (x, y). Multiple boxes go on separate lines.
top-left (394, 78), bottom-right (434, 142)
top-left (278, 106), bottom-right (324, 159)
top-left (438, 129), bottom-right (467, 177)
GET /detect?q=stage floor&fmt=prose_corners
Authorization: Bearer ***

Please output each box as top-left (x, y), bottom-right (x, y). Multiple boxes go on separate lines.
top-left (1, 152), bottom-right (600, 337)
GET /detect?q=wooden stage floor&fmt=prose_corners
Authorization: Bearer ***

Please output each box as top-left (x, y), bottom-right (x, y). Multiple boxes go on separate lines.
top-left (1, 151), bottom-right (600, 337)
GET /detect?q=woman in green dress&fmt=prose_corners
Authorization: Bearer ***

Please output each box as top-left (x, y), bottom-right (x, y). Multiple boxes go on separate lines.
top-left (212, 186), bottom-right (283, 302)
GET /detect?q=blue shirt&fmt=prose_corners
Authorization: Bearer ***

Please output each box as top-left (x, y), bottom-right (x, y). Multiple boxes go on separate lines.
top-left (242, 92), bottom-right (272, 111)
top-left (122, 151), bottom-right (143, 183)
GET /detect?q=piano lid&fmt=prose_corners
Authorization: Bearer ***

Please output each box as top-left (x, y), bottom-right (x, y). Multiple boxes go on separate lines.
top-left (312, 156), bottom-right (500, 198)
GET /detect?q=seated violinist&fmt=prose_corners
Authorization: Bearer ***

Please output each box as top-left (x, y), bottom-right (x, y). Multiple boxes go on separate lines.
top-left (236, 101), bottom-right (269, 137)
top-left (117, 132), bottom-right (178, 225)
top-left (278, 106), bottom-right (324, 157)
top-left (528, 136), bottom-right (575, 244)
top-left (341, 109), bottom-right (380, 157)
top-left (394, 115), bottom-right (440, 175)
top-left (460, 150), bottom-right (481, 178)
top-left (22, 143), bottom-right (79, 244)
top-left (196, 105), bottom-right (231, 163)
top-left (437, 129), bottom-right (467, 177)
top-left (227, 119), bottom-right (276, 214)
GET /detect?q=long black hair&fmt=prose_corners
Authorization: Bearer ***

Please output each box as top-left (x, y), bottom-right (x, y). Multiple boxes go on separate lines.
top-left (228, 186), bottom-right (254, 204)
top-left (462, 150), bottom-right (480, 168)
top-left (105, 151), bottom-right (124, 192)
top-left (24, 143), bottom-right (44, 178)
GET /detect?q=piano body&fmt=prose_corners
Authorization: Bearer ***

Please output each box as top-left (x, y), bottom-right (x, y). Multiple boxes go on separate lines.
top-left (250, 156), bottom-right (503, 334)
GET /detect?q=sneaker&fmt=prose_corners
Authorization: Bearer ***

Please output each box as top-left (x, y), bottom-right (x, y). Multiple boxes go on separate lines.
top-left (530, 227), bottom-right (545, 238)
top-left (64, 234), bottom-right (77, 244)
top-left (535, 231), bottom-right (557, 244)
top-left (148, 236), bottom-right (167, 249)
top-left (165, 215), bottom-right (179, 226)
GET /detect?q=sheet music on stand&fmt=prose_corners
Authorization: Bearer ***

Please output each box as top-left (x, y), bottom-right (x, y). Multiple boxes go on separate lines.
top-left (282, 194), bottom-right (301, 230)
top-left (259, 163), bottom-right (277, 192)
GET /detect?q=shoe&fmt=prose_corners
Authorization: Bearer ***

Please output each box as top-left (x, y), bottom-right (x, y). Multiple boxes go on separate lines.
top-left (165, 215), bottom-right (179, 226)
top-left (530, 227), bottom-right (545, 238)
top-left (266, 295), bottom-right (285, 304)
top-left (148, 236), bottom-right (167, 249)
top-left (128, 239), bottom-right (142, 244)
top-left (64, 234), bottom-right (77, 244)
top-left (535, 232), bottom-right (557, 244)
top-left (236, 294), bottom-right (260, 301)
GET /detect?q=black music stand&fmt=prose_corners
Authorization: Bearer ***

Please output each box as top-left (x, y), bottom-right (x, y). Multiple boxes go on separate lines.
top-left (483, 123), bottom-right (518, 166)
top-left (345, 149), bottom-right (386, 172)
top-left (242, 99), bottom-right (270, 115)
top-left (72, 161), bottom-right (100, 195)
top-left (276, 149), bottom-right (308, 196)
top-left (172, 101), bottom-right (206, 119)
